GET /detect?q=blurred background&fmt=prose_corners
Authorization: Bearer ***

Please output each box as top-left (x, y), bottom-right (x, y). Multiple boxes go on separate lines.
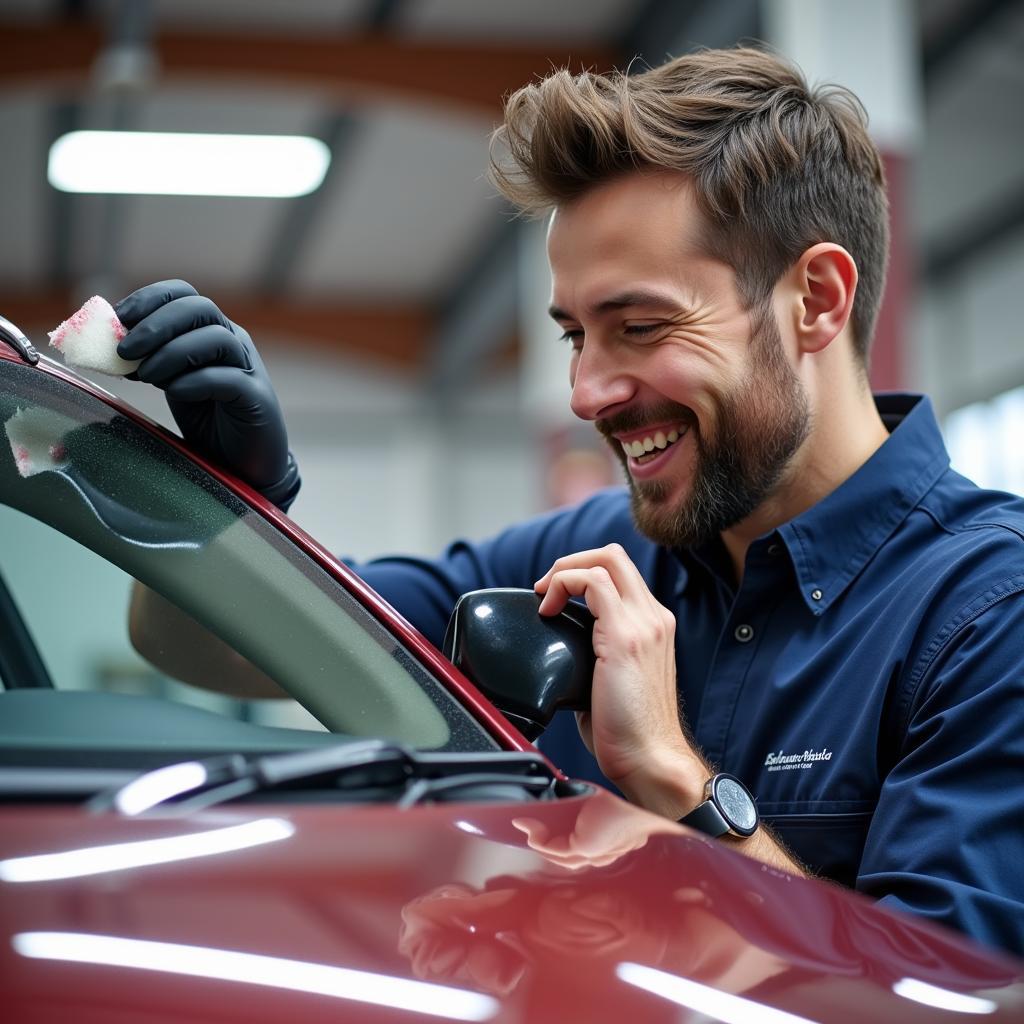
top-left (1, 0), bottom-right (1022, 561)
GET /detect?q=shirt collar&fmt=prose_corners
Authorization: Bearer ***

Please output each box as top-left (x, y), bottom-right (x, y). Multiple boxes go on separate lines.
top-left (778, 393), bottom-right (950, 615)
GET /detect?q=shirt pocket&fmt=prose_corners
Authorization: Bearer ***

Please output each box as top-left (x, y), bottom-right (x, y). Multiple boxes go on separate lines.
top-left (760, 810), bottom-right (874, 887)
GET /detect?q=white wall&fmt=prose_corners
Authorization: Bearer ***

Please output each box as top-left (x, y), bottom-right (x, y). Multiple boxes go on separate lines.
top-left (276, 351), bottom-right (544, 561)
top-left (912, 231), bottom-right (1024, 419)
top-left (103, 339), bottom-right (547, 562)
top-left (912, 228), bottom-right (1024, 493)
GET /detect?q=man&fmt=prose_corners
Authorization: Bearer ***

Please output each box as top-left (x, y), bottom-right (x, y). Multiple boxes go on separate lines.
top-left (116, 47), bottom-right (1024, 954)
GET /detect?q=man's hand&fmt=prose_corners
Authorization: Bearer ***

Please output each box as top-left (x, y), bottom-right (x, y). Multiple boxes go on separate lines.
top-left (115, 280), bottom-right (300, 511)
top-left (511, 797), bottom-right (683, 871)
top-left (534, 543), bottom-right (708, 817)
top-left (535, 544), bottom-right (807, 877)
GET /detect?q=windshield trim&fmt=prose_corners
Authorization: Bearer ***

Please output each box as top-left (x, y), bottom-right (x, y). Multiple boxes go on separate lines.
top-left (0, 347), bottom-right (535, 755)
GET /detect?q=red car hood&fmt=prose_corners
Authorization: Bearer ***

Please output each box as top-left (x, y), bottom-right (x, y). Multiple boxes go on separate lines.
top-left (1, 788), bottom-right (1021, 1023)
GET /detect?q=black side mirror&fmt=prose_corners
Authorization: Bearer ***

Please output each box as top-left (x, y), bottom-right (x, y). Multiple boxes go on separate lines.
top-left (442, 588), bottom-right (595, 740)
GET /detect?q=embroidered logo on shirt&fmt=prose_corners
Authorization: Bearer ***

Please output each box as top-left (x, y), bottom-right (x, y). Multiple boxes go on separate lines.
top-left (763, 748), bottom-right (833, 772)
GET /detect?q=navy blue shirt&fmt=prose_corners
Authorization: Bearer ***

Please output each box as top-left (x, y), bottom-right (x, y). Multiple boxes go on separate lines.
top-left (354, 394), bottom-right (1024, 955)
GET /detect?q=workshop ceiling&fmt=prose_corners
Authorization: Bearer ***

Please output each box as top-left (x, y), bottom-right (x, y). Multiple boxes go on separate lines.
top-left (0, 0), bottom-right (1020, 377)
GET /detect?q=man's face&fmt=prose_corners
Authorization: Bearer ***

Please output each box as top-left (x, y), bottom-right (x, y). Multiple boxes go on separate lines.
top-left (547, 171), bottom-right (809, 549)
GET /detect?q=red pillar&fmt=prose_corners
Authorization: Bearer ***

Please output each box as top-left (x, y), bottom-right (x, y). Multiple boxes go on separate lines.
top-left (871, 152), bottom-right (913, 392)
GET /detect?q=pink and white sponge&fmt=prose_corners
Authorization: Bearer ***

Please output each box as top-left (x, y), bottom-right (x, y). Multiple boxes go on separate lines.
top-left (4, 407), bottom-right (74, 478)
top-left (48, 295), bottom-right (139, 377)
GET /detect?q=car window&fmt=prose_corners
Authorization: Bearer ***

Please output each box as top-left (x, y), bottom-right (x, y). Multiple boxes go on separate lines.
top-left (0, 359), bottom-right (497, 755)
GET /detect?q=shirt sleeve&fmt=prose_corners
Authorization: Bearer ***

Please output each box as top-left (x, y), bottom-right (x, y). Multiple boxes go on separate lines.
top-left (855, 578), bottom-right (1024, 955)
top-left (345, 488), bottom-right (642, 648)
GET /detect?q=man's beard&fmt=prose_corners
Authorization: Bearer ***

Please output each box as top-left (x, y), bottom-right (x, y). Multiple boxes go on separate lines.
top-left (597, 309), bottom-right (810, 550)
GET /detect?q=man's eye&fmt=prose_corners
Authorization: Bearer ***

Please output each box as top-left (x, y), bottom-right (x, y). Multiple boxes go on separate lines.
top-left (559, 330), bottom-right (584, 347)
top-left (624, 324), bottom-right (660, 338)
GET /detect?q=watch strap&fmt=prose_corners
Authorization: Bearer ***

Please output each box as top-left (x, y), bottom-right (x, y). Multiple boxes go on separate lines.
top-left (680, 797), bottom-right (730, 838)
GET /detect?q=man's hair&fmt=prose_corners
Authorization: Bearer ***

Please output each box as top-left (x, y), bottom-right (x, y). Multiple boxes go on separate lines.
top-left (490, 46), bottom-right (890, 365)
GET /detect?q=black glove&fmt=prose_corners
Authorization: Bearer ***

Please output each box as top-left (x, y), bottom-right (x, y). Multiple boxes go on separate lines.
top-left (115, 280), bottom-right (301, 512)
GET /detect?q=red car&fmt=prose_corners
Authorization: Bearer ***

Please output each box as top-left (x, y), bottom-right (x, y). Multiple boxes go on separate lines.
top-left (1, 323), bottom-right (1022, 1022)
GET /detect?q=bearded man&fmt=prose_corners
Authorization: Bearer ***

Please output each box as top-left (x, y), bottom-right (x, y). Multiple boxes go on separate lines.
top-left (118, 47), bottom-right (1024, 954)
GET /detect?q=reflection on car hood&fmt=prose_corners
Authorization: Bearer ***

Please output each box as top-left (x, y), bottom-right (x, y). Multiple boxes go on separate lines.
top-left (1, 788), bottom-right (1021, 1024)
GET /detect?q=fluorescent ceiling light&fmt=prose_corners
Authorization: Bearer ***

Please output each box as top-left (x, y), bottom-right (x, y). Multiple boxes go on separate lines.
top-left (0, 818), bottom-right (294, 882)
top-left (617, 962), bottom-right (818, 1024)
top-left (113, 759), bottom-right (209, 815)
top-left (893, 978), bottom-right (997, 1015)
top-left (48, 131), bottom-right (331, 197)
top-left (14, 932), bottom-right (500, 1021)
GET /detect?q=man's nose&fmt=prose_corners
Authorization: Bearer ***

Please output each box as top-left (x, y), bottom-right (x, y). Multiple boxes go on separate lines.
top-left (569, 342), bottom-right (635, 421)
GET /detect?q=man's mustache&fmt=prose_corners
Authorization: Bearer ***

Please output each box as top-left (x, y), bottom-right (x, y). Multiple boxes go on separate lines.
top-left (595, 402), bottom-right (697, 440)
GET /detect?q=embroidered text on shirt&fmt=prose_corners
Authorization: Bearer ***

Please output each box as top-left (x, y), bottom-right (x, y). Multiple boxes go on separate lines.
top-left (764, 748), bottom-right (833, 772)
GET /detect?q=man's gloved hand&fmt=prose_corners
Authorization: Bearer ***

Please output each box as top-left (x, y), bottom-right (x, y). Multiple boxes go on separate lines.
top-left (115, 280), bottom-right (300, 512)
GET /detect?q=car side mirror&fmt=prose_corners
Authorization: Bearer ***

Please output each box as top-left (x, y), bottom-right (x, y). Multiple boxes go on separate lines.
top-left (442, 588), bottom-right (595, 740)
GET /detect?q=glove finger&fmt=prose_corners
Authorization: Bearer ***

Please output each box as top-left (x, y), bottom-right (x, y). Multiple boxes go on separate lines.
top-left (114, 280), bottom-right (199, 330)
top-left (165, 365), bottom-right (263, 407)
top-left (134, 324), bottom-right (253, 388)
top-left (118, 294), bottom-right (235, 361)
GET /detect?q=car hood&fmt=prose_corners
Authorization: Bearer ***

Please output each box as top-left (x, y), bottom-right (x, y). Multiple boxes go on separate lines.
top-left (1, 788), bottom-right (1021, 1024)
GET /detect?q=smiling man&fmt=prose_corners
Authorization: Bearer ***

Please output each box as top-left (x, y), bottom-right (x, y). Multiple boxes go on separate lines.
top-left (544, 172), bottom-right (857, 560)
top-left (525, 163), bottom-right (891, 864)
top-left (117, 47), bottom-right (1024, 955)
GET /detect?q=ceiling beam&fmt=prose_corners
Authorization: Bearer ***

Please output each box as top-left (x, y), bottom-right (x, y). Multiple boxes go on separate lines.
top-left (923, 0), bottom-right (1020, 89)
top-left (0, 21), bottom-right (617, 117)
top-left (427, 215), bottom-right (521, 392)
top-left (43, 0), bottom-right (93, 293)
top-left (44, 100), bottom-right (79, 291)
top-left (924, 185), bottom-right (1024, 282)
top-left (0, 289), bottom-right (432, 368)
top-left (425, 0), bottom-right (761, 394)
top-left (257, 113), bottom-right (363, 296)
top-left (621, 0), bottom-right (759, 64)
top-left (258, 0), bottom-right (405, 296)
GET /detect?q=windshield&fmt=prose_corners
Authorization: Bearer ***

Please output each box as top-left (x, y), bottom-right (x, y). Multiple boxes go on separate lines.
top-left (0, 358), bottom-right (496, 759)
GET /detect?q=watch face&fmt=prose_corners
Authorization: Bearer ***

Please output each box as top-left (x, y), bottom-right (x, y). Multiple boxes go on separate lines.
top-left (715, 776), bottom-right (757, 832)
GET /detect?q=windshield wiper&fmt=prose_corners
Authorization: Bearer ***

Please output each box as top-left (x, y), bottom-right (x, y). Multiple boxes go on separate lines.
top-left (88, 739), bottom-right (568, 815)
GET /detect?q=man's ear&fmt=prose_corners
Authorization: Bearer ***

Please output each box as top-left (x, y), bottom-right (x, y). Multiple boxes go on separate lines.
top-left (790, 243), bottom-right (858, 354)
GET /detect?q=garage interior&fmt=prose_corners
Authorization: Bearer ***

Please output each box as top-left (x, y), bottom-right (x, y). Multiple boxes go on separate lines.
top-left (0, 0), bottom-right (1021, 724)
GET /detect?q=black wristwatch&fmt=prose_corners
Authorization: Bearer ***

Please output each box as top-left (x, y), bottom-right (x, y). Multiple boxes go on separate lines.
top-left (679, 773), bottom-right (759, 839)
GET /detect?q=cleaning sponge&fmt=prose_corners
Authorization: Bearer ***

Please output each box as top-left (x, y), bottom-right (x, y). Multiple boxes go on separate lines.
top-left (48, 296), bottom-right (140, 377)
top-left (4, 406), bottom-right (74, 478)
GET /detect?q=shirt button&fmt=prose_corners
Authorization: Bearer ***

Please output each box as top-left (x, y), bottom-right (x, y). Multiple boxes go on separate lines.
top-left (734, 624), bottom-right (754, 643)
top-left (811, 588), bottom-right (823, 601)
top-left (767, 543), bottom-right (781, 556)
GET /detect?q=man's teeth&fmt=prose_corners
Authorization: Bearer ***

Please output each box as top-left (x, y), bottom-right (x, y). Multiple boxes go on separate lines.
top-left (621, 427), bottom-right (684, 459)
